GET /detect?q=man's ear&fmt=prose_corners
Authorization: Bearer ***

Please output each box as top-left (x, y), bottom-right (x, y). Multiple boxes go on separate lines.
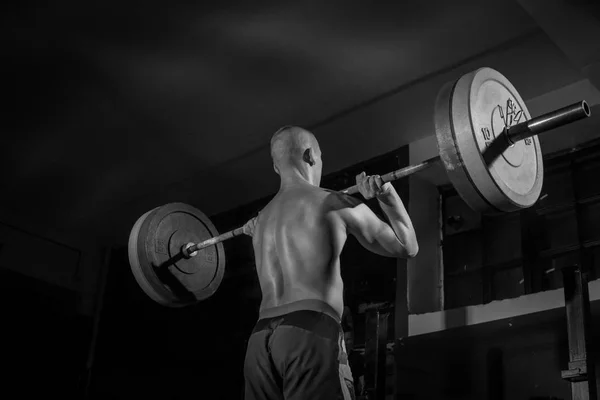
top-left (273, 163), bottom-right (280, 175)
top-left (303, 148), bottom-right (315, 166)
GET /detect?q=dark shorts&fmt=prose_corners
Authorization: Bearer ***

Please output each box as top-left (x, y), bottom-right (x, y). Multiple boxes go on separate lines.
top-left (243, 300), bottom-right (354, 400)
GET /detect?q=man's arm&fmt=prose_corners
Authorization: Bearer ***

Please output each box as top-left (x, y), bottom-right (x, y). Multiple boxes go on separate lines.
top-left (335, 173), bottom-right (418, 258)
top-left (374, 180), bottom-right (419, 257)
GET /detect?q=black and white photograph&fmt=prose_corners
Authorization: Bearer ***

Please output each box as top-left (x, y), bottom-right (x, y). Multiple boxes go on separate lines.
top-left (2, 1), bottom-right (600, 399)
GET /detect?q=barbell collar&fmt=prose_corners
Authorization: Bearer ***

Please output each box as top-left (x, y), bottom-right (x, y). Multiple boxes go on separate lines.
top-left (181, 242), bottom-right (198, 259)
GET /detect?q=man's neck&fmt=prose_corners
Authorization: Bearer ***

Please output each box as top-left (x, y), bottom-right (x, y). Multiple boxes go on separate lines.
top-left (279, 170), bottom-right (318, 189)
top-left (279, 179), bottom-right (314, 190)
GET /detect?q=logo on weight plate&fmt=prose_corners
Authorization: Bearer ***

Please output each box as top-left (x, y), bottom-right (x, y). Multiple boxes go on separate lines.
top-left (481, 98), bottom-right (531, 147)
top-left (499, 98), bottom-right (523, 128)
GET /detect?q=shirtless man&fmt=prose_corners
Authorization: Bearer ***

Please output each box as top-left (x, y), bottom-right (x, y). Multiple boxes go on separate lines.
top-left (242, 126), bottom-right (418, 400)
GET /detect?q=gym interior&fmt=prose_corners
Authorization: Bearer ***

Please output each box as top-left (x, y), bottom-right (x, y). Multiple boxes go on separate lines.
top-left (3, 1), bottom-right (600, 399)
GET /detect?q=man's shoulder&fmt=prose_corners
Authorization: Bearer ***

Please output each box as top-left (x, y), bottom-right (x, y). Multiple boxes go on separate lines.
top-left (322, 188), bottom-right (362, 209)
top-left (277, 186), bottom-right (363, 212)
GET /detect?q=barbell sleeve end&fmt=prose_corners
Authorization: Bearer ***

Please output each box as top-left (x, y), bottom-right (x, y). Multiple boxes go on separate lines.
top-left (505, 100), bottom-right (591, 144)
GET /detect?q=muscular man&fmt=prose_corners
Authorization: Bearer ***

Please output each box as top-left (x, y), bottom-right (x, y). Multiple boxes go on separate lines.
top-left (242, 126), bottom-right (418, 400)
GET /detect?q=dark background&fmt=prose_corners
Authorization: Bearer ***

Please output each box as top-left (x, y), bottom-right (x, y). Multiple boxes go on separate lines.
top-left (2, 1), bottom-right (600, 399)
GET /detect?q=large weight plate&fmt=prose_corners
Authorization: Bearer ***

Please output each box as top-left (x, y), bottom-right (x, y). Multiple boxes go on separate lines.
top-left (128, 202), bottom-right (226, 307)
top-left (435, 67), bottom-right (544, 213)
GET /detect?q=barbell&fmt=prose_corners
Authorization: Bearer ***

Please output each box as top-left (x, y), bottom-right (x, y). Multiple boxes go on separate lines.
top-left (128, 67), bottom-right (592, 307)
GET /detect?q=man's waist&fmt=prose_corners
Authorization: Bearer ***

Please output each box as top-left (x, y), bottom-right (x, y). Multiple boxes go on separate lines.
top-left (258, 299), bottom-right (341, 323)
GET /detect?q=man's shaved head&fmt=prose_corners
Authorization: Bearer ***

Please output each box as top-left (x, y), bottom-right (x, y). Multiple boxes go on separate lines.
top-left (270, 125), bottom-right (323, 186)
top-left (270, 126), bottom-right (319, 170)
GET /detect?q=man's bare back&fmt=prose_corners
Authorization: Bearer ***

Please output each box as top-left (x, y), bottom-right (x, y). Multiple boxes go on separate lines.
top-left (251, 175), bottom-right (418, 320)
top-left (252, 184), bottom-right (350, 318)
